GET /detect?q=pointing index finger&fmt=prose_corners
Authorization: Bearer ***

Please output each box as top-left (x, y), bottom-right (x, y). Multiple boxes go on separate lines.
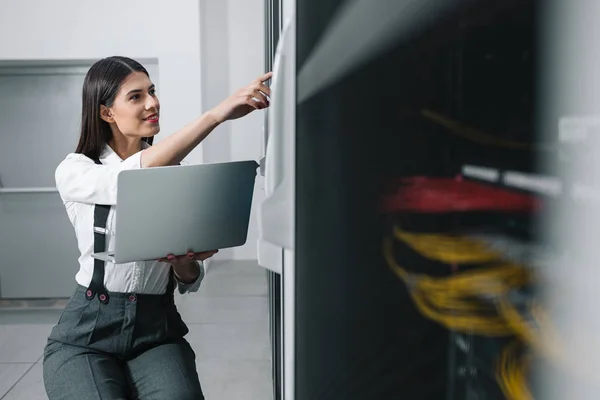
top-left (258, 71), bottom-right (273, 83)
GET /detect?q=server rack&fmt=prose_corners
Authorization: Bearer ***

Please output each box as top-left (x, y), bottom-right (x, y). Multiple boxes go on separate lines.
top-left (294, 0), bottom-right (545, 398)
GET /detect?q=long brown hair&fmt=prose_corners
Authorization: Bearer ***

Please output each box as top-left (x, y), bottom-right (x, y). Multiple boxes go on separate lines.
top-left (76, 56), bottom-right (154, 161)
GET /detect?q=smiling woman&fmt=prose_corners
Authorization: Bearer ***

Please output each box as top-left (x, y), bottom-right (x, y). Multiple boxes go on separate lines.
top-left (42, 56), bottom-right (272, 400)
top-left (74, 57), bottom-right (160, 162)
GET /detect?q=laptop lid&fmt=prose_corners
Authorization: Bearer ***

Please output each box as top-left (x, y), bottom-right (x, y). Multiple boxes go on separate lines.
top-left (112, 160), bottom-right (258, 264)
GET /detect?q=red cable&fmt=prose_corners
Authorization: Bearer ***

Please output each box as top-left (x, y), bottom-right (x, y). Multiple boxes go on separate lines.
top-left (381, 176), bottom-right (540, 214)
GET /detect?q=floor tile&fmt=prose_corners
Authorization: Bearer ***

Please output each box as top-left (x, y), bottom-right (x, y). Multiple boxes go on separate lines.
top-left (197, 359), bottom-right (273, 400)
top-left (0, 325), bottom-right (52, 363)
top-left (0, 364), bottom-right (32, 398)
top-left (2, 363), bottom-right (46, 400)
top-left (186, 322), bottom-right (271, 361)
top-left (176, 295), bottom-right (268, 324)
top-left (198, 273), bottom-right (268, 297)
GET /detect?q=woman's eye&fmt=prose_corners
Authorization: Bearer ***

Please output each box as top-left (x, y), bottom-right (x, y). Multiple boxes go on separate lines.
top-left (149, 89), bottom-right (156, 96)
top-left (130, 94), bottom-right (140, 101)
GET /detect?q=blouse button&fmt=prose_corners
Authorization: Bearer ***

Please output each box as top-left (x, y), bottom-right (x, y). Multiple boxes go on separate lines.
top-left (129, 295), bottom-right (137, 302)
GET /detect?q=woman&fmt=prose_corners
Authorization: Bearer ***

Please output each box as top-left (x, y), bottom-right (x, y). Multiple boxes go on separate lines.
top-left (42, 56), bottom-right (272, 399)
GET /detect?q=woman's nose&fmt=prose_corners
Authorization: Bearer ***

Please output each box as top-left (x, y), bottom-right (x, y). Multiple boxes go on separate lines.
top-left (146, 95), bottom-right (159, 110)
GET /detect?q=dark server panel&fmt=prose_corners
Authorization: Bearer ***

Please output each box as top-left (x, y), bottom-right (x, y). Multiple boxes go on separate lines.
top-left (296, 1), bottom-right (545, 399)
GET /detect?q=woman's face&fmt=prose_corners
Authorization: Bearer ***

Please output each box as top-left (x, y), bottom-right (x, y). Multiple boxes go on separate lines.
top-left (101, 71), bottom-right (161, 139)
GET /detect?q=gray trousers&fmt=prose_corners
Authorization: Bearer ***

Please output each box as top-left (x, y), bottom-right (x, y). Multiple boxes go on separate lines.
top-left (43, 286), bottom-right (204, 400)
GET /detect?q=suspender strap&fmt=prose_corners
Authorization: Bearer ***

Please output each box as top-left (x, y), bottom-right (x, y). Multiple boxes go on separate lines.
top-left (85, 158), bottom-right (177, 304)
top-left (85, 158), bottom-right (111, 304)
top-left (166, 267), bottom-right (176, 305)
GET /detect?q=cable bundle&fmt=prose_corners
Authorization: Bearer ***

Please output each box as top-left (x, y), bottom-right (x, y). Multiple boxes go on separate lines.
top-left (381, 177), bottom-right (540, 214)
top-left (496, 295), bottom-right (597, 388)
top-left (496, 340), bottom-right (533, 400)
top-left (380, 174), bottom-right (545, 397)
top-left (393, 225), bottom-right (502, 264)
top-left (420, 108), bottom-right (531, 150)
top-left (383, 225), bottom-right (538, 397)
top-left (383, 235), bottom-right (530, 336)
top-left (497, 295), bottom-right (554, 357)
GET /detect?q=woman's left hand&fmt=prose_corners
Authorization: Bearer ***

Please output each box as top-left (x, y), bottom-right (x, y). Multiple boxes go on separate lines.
top-left (158, 250), bottom-right (219, 266)
top-left (158, 250), bottom-right (219, 284)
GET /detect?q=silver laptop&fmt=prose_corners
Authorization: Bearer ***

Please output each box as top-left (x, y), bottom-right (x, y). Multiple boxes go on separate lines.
top-left (92, 160), bottom-right (258, 264)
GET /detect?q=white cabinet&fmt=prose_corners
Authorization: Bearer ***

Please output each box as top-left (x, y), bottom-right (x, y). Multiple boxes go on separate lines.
top-left (0, 60), bottom-right (157, 298)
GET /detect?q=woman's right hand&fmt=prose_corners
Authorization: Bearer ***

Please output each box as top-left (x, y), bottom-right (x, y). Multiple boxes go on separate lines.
top-left (140, 72), bottom-right (273, 168)
top-left (209, 72), bottom-right (273, 124)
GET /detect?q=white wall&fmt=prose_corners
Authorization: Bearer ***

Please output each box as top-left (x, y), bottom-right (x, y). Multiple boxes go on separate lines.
top-left (200, 0), bottom-right (266, 260)
top-left (0, 0), bottom-right (204, 163)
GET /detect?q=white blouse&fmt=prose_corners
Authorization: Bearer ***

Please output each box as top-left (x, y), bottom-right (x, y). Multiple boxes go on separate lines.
top-left (55, 143), bottom-right (203, 295)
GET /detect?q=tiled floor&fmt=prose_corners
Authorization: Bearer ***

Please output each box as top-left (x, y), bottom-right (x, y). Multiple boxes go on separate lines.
top-left (0, 260), bottom-right (273, 400)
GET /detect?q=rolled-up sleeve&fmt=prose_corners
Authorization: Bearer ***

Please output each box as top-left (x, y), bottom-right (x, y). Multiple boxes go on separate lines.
top-left (55, 152), bottom-right (143, 205)
top-left (176, 261), bottom-right (205, 294)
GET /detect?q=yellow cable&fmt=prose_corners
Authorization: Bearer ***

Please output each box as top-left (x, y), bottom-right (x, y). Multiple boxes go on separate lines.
top-left (421, 109), bottom-right (531, 150)
top-left (497, 295), bottom-right (565, 360)
top-left (417, 266), bottom-right (529, 294)
top-left (498, 295), bottom-right (600, 390)
top-left (383, 226), bottom-right (591, 393)
top-left (497, 295), bottom-right (541, 350)
top-left (383, 237), bottom-right (525, 335)
top-left (497, 341), bottom-right (533, 400)
top-left (385, 235), bottom-right (530, 295)
top-left (393, 225), bottom-right (501, 264)
top-left (411, 289), bottom-right (515, 335)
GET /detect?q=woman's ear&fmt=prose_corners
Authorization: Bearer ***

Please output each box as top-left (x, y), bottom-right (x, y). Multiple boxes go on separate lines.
top-left (100, 105), bottom-right (115, 123)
